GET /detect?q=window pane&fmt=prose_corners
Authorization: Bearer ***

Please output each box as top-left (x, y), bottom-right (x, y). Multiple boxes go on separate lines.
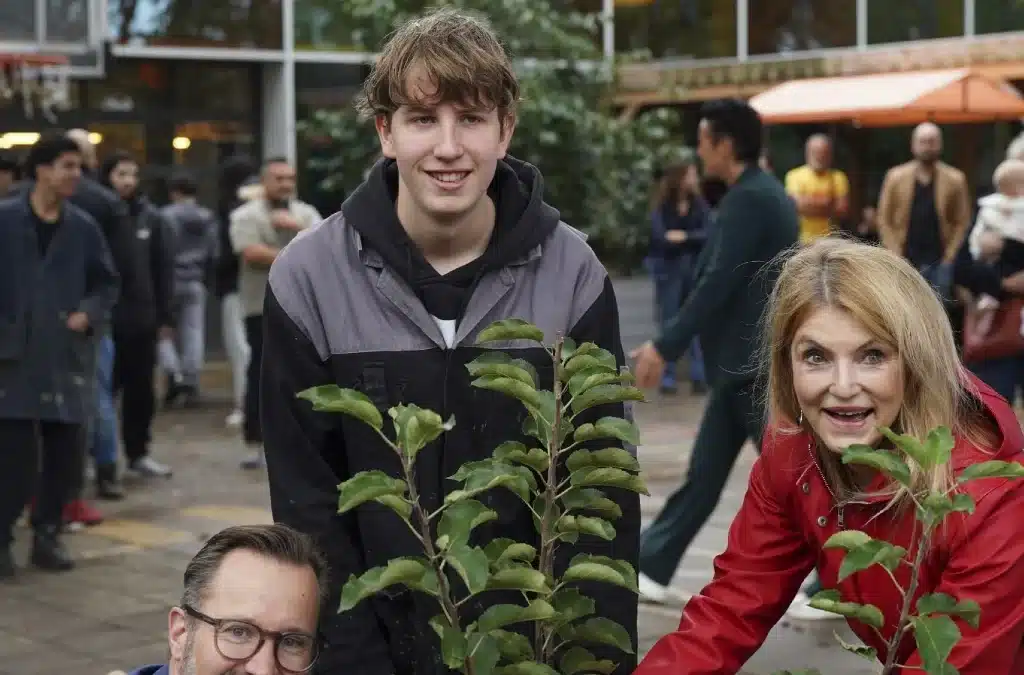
top-left (614, 0), bottom-right (736, 60)
top-left (108, 0), bottom-right (283, 49)
top-left (0, 0), bottom-right (36, 41)
top-left (749, 0), bottom-right (856, 55)
top-left (976, 0), bottom-right (1024, 34)
top-left (46, 0), bottom-right (90, 43)
top-left (173, 62), bottom-right (255, 115)
top-left (867, 0), bottom-right (963, 45)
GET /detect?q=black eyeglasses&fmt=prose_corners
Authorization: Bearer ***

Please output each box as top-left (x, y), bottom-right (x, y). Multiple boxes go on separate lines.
top-left (182, 604), bottom-right (320, 673)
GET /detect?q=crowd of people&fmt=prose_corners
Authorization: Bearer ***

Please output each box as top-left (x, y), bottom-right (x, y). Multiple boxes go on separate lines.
top-left (0, 128), bottom-right (320, 575)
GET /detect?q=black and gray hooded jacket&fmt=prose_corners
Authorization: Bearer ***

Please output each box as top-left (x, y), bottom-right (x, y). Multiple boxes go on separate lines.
top-left (262, 157), bottom-right (639, 675)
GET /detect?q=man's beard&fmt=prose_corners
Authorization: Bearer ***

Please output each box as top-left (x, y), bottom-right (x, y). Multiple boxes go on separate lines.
top-left (181, 629), bottom-right (197, 675)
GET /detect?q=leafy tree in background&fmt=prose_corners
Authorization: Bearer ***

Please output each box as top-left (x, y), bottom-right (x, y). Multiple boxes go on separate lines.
top-left (297, 0), bottom-right (685, 272)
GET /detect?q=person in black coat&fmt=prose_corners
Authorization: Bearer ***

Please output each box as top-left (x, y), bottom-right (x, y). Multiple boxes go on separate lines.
top-left (0, 133), bottom-right (119, 578)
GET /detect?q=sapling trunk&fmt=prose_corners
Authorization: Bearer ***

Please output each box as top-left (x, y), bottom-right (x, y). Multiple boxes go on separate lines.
top-left (880, 527), bottom-right (933, 675)
top-left (535, 336), bottom-right (565, 663)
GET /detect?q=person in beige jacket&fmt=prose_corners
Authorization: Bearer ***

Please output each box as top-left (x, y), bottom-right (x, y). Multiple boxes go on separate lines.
top-left (228, 157), bottom-right (321, 469)
top-left (876, 123), bottom-right (970, 299)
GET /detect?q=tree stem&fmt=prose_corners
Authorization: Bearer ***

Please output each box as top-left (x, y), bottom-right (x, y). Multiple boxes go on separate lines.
top-left (406, 460), bottom-right (475, 675)
top-left (880, 526), bottom-right (933, 675)
top-left (536, 336), bottom-right (565, 663)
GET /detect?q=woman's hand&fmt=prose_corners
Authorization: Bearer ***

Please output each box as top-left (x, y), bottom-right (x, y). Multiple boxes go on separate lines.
top-left (665, 230), bottom-right (688, 243)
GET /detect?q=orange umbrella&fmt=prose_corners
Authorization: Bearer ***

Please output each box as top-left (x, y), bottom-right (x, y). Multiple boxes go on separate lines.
top-left (750, 68), bottom-right (1024, 126)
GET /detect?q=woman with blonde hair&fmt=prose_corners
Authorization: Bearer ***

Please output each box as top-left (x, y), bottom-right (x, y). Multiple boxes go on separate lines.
top-left (635, 237), bottom-right (1024, 674)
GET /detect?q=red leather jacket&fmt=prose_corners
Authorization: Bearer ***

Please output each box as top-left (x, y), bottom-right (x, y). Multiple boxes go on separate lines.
top-left (636, 378), bottom-right (1024, 674)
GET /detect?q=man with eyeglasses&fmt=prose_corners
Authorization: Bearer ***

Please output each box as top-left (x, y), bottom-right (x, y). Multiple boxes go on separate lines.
top-left (129, 523), bottom-right (327, 675)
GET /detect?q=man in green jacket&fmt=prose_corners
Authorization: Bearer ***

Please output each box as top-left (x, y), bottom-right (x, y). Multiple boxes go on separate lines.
top-left (631, 98), bottom-right (799, 603)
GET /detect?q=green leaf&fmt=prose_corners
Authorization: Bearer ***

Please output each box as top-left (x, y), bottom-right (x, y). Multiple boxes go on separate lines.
top-left (471, 375), bottom-right (544, 411)
top-left (573, 417), bottom-right (641, 446)
top-left (563, 349), bottom-right (618, 377)
top-left (556, 514), bottom-right (616, 540)
top-left (429, 614), bottom-right (467, 669)
top-left (493, 441), bottom-right (550, 473)
top-left (475, 318), bottom-right (545, 344)
top-left (569, 466), bottom-right (649, 495)
top-left (919, 492), bottom-right (976, 524)
top-left (560, 337), bottom-right (579, 361)
top-left (338, 471), bottom-right (408, 514)
top-left (917, 593), bottom-right (981, 629)
top-left (878, 427), bottom-right (932, 469)
top-left (297, 385), bottom-right (383, 430)
top-left (910, 615), bottom-right (961, 674)
top-left (489, 630), bottom-right (534, 663)
top-left (339, 557), bottom-right (437, 610)
top-left (484, 539), bottom-right (538, 566)
top-left (566, 447), bottom-right (641, 473)
top-left (437, 499), bottom-right (498, 549)
top-left (558, 617), bottom-right (634, 654)
top-left (372, 494), bottom-right (412, 520)
top-left (561, 487), bottom-right (623, 519)
top-left (445, 543), bottom-right (491, 595)
top-left (487, 567), bottom-right (551, 593)
top-left (550, 587), bottom-right (597, 629)
top-left (923, 426), bottom-right (955, 467)
top-left (807, 590), bottom-right (885, 629)
top-left (469, 633), bottom-right (502, 675)
top-left (841, 445), bottom-right (912, 486)
top-left (389, 403), bottom-right (454, 461)
top-left (823, 530), bottom-right (874, 551)
top-left (447, 459), bottom-right (532, 505)
top-left (563, 554), bottom-right (638, 592)
top-left (495, 663), bottom-right (559, 675)
top-left (560, 646), bottom-right (617, 675)
top-left (836, 540), bottom-right (907, 583)
top-left (834, 631), bottom-right (877, 661)
top-left (466, 351), bottom-right (539, 388)
top-left (958, 460), bottom-right (1024, 483)
top-left (570, 384), bottom-right (645, 415)
top-left (477, 599), bottom-right (556, 633)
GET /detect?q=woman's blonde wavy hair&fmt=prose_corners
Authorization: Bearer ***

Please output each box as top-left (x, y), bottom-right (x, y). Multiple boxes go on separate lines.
top-left (762, 237), bottom-right (995, 511)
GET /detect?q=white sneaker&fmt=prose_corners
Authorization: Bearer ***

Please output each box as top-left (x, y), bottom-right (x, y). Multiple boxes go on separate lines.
top-left (129, 456), bottom-right (173, 478)
top-left (240, 446), bottom-right (265, 470)
top-left (638, 572), bottom-right (690, 605)
top-left (225, 409), bottom-right (244, 429)
top-left (785, 591), bottom-right (841, 621)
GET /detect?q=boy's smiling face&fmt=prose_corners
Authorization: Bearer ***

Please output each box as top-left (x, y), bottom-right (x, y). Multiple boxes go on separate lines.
top-left (375, 65), bottom-right (515, 228)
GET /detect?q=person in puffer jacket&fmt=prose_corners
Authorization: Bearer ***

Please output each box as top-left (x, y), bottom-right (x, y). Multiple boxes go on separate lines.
top-left (158, 170), bottom-right (219, 407)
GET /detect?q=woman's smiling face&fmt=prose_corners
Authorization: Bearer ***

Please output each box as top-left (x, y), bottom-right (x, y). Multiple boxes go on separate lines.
top-left (791, 306), bottom-right (905, 453)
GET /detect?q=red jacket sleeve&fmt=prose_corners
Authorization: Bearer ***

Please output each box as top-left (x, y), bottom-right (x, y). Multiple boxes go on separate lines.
top-left (900, 479), bottom-right (1024, 673)
top-left (635, 443), bottom-right (816, 675)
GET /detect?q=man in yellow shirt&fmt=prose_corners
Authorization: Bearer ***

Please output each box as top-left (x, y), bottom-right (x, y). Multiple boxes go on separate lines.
top-left (785, 134), bottom-right (850, 243)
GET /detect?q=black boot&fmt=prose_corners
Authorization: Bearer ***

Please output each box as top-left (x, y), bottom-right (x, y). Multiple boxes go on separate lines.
top-left (95, 463), bottom-right (125, 501)
top-left (0, 546), bottom-right (14, 580)
top-left (31, 526), bottom-right (74, 572)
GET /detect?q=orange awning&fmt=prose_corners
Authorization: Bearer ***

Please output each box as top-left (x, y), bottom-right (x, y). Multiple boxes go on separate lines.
top-left (749, 68), bottom-right (1024, 126)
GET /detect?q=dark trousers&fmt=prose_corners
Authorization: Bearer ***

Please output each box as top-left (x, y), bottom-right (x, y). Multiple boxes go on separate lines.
top-left (114, 330), bottom-right (157, 461)
top-left (639, 378), bottom-right (763, 585)
top-left (244, 315), bottom-right (264, 445)
top-left (0, 420), bottom-right (84, 544)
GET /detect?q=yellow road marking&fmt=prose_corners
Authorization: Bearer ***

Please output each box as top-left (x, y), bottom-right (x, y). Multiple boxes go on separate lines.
top-left (85, 520), bottom-right (195, 547)
top-left (181, 505), bottom-right (273, 525)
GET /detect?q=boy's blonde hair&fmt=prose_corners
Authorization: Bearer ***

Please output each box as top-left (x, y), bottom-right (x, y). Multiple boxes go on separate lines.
top-left (992, 158), bottom-right (1024, 193)
top-left (354, 8), bottom-right (520, 124)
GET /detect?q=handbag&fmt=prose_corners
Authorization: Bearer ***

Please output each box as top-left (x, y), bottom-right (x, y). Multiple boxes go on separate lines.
top-left (962, 296), bottom-right (1024, 362)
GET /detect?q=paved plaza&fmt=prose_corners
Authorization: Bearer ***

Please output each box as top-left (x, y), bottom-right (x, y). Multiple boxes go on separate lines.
top-left (0, 278), bottom-right (876, 675)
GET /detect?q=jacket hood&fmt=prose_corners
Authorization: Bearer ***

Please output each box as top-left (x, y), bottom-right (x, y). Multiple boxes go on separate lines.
top-left (167, 201), bottom-right (215, 236)
top-left (979, 192), bottom-right (1024, 208)
top-left (340, 155), bottom-right (560, 271)
top-left (237, 177), bottom-right (263, 202)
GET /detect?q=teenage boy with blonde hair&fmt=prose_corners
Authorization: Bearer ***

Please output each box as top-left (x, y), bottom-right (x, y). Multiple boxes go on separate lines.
top-left (261, 8), bottom-right (639, 675)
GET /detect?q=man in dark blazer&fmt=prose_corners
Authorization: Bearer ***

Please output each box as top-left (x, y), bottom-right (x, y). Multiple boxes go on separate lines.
top-left (631, 98), bottom-right (799, 603)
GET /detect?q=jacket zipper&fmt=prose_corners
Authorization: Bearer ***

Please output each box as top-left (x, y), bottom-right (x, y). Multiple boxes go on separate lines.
top-left (811, 445), bottom-right (846, 529)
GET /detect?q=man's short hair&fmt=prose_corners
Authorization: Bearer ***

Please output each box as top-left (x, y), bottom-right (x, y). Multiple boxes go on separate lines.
top-left (180, 524), bottom-right (328, 610)
top-left (261, 156), bottom-right (292, 174)
top-left (354, 7), bottom-right (520, 122)
top-left (699, 98), bottom-right (764, 164)
top-left (24, 132), bottom-right (80, 180)
top-left (168, 170), bottom-right (199, 196)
